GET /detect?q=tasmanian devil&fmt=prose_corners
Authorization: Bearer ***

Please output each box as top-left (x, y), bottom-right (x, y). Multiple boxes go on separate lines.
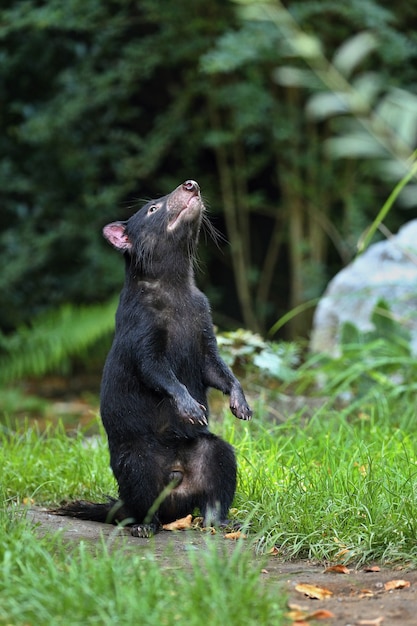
top-left (54, 180), bottom-right (252, 537)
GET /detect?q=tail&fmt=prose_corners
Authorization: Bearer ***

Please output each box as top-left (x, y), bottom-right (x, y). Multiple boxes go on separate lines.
top-left (49, 498), bottom-right (133, 525)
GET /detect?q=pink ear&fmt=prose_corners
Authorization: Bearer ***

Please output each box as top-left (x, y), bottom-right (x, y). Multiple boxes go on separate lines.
top-left (102, 222), bottom-right (131, 251)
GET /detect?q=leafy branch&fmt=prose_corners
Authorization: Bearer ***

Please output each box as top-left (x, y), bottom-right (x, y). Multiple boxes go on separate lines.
top-left (239, 2), bottom-right (417, 154)
top-left (238, 0), bottom-right (417, 231)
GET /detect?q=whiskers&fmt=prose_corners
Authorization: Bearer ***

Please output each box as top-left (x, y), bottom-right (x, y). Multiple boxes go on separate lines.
top-left (201, 211), bottom-right (227, 249)
top-left (191, 210), bottom-right (227, 274)
top-left (121, 197), bottom-right (153, 217)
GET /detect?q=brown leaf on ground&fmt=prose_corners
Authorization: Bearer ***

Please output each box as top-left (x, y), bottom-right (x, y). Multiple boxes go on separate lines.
top-left (359, 589), bottom-right (375, 598)
top-left (308, 609), bottom-right (335, 620)
top-left (334, 548), bottom-right (351, 560)
top-left (384, 579), bottom-right (410, 591)
top-left (357, 617), bottom-right (384, 625)
top-left (224, 530), bottom-right (247, 540)
top-left (363, 566), bottom-right (380, 572)
top-left (192, 518), bottom-right (217, 534)
top-left (295, 583), bottom-right (333, 600)
top-left (162, 514), bottom-right (193, 531)
top-left (287, 607), bottom-right (335, 621)
top-left (324, 564), bottom-right (350, 574)
top-left (287, 608), bottom-right (308, 621)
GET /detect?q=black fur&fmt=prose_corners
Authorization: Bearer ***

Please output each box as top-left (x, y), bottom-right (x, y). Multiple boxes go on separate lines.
top-left (53, 180), bottom-right (252, 537)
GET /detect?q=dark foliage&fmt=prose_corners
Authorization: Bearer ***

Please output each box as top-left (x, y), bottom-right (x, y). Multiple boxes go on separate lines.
top-left (1, 0), bottom-right (417, 339)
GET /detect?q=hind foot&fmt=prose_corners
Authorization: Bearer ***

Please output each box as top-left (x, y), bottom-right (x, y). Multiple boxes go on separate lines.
top-left (130, 523), bottom-right (160, 538)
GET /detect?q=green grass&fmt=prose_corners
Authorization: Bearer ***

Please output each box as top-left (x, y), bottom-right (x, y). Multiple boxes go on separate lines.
top-left (2, 350), bottom-right (417, 624)
top-left (232, 396), bottom-right (417, 565)
top-left (1, 420), bottom-right (115, 504)
top-left (0, 505), bottom-right (284, 626)
top-left (0, 420), bottom-right (287, 626)
top-left (2, 395), bottom-right (417, 568)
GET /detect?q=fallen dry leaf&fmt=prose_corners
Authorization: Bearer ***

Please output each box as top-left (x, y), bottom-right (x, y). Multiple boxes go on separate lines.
top-left (354, 462), bottom-right (368, 477)
top-left (295, 583), bottom-right (333, 600)
top-left (193, 518), bottom-right (216, 533)
top-left (384, 579), bottom-right (410, 591)
top-left (309, 609), bottom-right (335, 619)
top-left (363, 566), bottom-right (380, 573)
top-left (357, 617), bottom-right (384, 626)
top-left (287, 608), bottom-right (307, 621)
top-left (324, 564), bottom-right (350, 574)
top-left (224, 530), bottom-right (247, 540)
top-left (162, 514), bottom-right (193, 531)
top-left (359, 589), bottom-right (375, 598)
top-left (287, 607), bottom-right (335, 622)
top-left (269, 545), bottom-right (280, 555)
top-left (334, 548), bottom-right (351, 559)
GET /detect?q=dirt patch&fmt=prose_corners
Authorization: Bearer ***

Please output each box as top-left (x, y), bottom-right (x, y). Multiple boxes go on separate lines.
top-left (28, 507), bottom-right (417, 626)
top-left (264, 559), bottom-right (417, 625)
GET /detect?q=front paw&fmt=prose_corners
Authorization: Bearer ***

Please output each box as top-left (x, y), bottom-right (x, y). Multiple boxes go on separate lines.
top-left (230, 387), bottom-right (252, 421)
top-left (176, 394), bottom-right (208, 426)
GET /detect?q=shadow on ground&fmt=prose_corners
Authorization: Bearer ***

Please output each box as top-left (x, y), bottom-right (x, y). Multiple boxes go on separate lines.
top-left (29, 507), bottom-right (417, 626)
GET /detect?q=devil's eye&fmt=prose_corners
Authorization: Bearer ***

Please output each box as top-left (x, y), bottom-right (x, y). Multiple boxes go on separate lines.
top-left (147, 205), bottom-right (158, 215)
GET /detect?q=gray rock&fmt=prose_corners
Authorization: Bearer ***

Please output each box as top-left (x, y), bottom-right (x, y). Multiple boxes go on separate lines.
top-left (310, 219), bottom-right (417, 356)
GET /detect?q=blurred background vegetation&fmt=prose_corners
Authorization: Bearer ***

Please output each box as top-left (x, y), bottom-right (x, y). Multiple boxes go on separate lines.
top-left (1, 0), bottom-right (417, 392)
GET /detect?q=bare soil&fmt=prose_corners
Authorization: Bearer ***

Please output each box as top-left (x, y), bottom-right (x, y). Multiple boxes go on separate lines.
top-left (28, 506), bottom-right (417, 626)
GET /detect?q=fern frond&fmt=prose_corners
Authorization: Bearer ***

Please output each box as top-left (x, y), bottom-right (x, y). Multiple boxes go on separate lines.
top-left (0, 298), bottom-right (118, 385)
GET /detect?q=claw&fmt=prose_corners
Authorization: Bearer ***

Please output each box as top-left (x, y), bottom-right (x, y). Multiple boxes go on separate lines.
top-left (177, 393), bottom-right (208, 425)
top-left (230, 402), bottom-right (253, 421)
top-left (130, 523), bottom-right (159, 538)
top-left (229, 386), bottom-right (252, 421)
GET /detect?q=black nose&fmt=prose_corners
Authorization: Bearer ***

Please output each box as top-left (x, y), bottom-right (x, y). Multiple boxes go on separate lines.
top-left (183, 180), bottom-right (200, 192)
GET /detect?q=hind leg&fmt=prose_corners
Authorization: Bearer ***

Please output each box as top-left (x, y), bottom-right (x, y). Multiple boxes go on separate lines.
top-left (109, 440), bottom-right (180, 537)
top-left (159, 434), bottom-right (237, 527)
top-left (109, 435), bottom-right (237, 536)
top-left (195, 436), bottom-right (237, 526)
